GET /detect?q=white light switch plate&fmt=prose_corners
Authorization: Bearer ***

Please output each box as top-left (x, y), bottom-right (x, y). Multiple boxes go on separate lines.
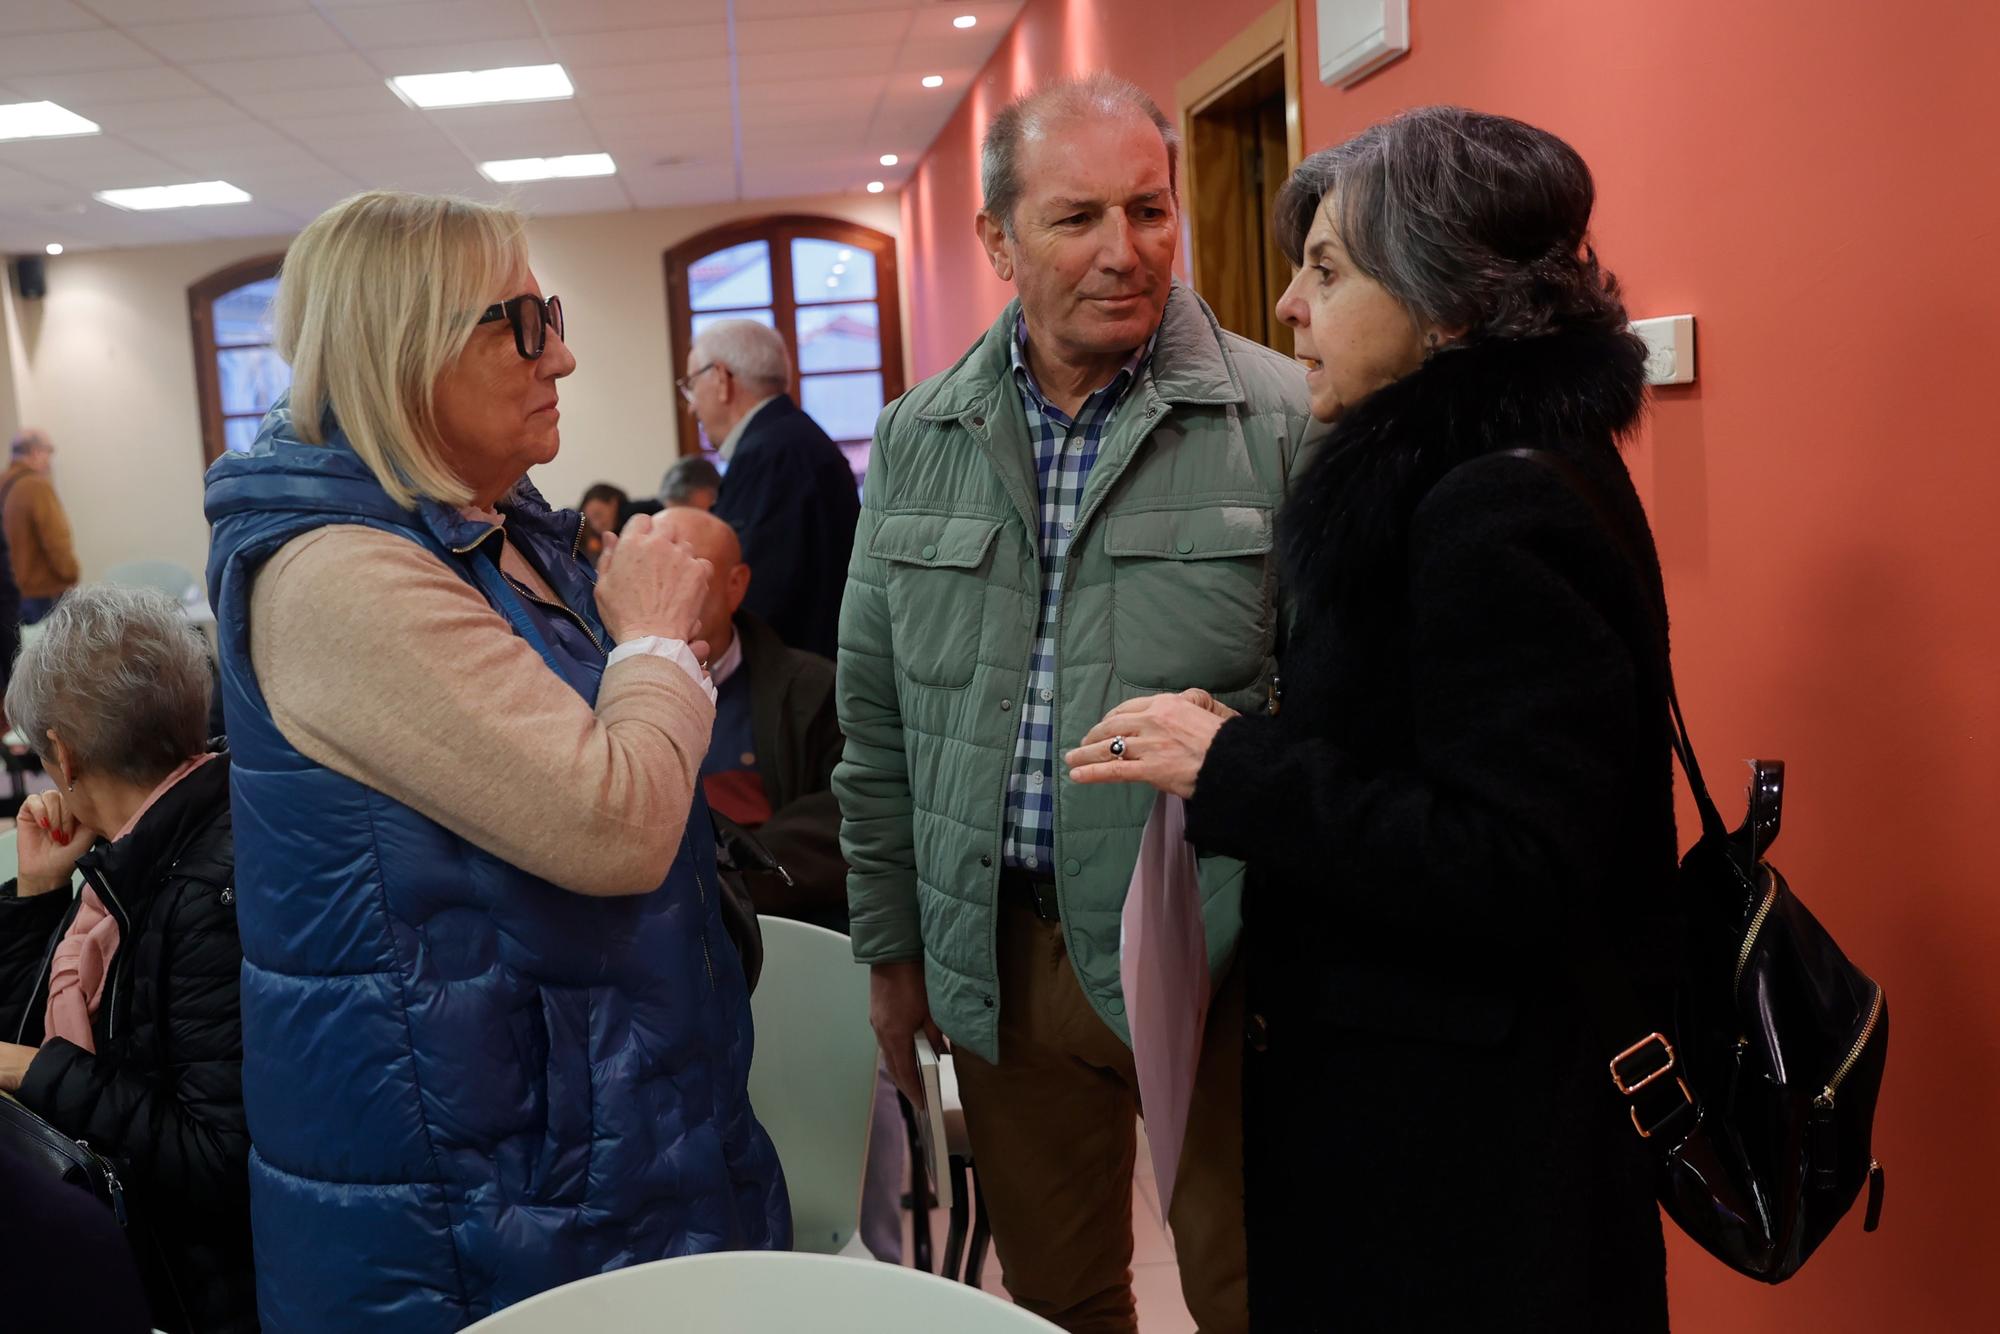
top-left (1631, 314), bottom-right (1696, 386)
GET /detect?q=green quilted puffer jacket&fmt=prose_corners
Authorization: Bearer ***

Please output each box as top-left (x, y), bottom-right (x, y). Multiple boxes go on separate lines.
top-left (834, 285), bottom-right (1315, 1061)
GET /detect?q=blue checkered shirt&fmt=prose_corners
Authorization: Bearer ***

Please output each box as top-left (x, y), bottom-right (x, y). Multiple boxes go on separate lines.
top-left (1001, 316), bottom-right (1155, 872)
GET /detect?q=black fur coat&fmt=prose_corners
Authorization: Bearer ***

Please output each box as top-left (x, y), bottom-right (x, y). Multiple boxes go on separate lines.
top-left (1187, 326), bottom-right (1678, 1332)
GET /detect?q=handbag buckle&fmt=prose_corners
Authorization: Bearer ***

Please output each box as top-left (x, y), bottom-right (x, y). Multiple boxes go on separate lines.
top-left (1610, 1032), bottom-right (1697, 1140)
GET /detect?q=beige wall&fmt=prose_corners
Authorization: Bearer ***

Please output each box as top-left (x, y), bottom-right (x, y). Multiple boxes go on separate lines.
top-left (0, 191), bottom-right (904, 585)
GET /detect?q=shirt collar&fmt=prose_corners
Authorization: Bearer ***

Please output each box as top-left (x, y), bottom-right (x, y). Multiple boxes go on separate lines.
top-left (1009, 314), bottom-right (1154, 416)
top-left (709, 628), bottom-right (746, 686)
top-left (717, 395), bottom-right (780, 462)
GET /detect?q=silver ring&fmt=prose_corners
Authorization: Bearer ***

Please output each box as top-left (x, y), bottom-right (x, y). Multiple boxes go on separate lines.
top-left (1108, 736), bottom-right (1127, 758)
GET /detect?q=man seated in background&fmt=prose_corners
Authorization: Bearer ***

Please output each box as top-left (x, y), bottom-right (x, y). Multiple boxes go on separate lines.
top-left (658, 455), bottom-right (722, 511)
top-left (576, 482), bottom-right (662, 564)
top-left (2, 429), bottom-right (79, 626)
top-left (681, 320), bottom-right (858, 658)
top-left (660, 508), bottom-right (902, 1264)
top-left (658, 508), bottom-right (845, 929)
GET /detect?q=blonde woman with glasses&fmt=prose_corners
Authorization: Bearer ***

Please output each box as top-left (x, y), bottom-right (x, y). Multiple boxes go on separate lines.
top-left (205, 191), bottom-right (789, 1332)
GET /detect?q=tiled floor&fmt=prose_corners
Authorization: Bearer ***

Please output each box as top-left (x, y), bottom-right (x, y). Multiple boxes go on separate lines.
top-left (903, 1123), bottom-right (1197, 1334)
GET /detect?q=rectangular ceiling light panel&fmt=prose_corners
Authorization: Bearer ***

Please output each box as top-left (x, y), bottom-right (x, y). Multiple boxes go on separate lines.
top-left (390, 64), bottom-right (574, 109)
top-left (96, 181), bottom-right (252, 211)
top-left (479, 153), bottom-right (615, 182)
top-left (0, 101), bottom-right (101, 142)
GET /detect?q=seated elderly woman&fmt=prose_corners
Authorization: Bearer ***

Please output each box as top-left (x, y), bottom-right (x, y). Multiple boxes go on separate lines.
top-left (0, 584), bottom-right (254, 1333)
top-left (204, 191), bottom-right (788, 1331)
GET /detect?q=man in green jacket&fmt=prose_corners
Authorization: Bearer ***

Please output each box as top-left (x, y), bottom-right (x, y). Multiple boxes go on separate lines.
top-left (834, 74), bottom-right (1311, 1334)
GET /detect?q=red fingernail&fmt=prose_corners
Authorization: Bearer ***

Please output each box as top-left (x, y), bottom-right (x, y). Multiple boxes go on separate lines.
top-left (53, 832), bottom-right (68, 845)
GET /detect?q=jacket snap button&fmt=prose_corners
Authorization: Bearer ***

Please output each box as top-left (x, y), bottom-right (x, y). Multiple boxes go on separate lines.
top-left (1063, 858), bottom-right (1081, 876)
top-left (1246, 1012), bottom-right (1271, 1052)
top-left (982, 995), bottom-right (995, 1008)
top-left (971, 415), bottom-right (985, 428)
top-left (1175, 538), bottom-right (1194, 555)
top-left (1000, 698), bottom-right (1012, 711)
top-left (921, 543), bottom-right (938, 560)
top-left (980, 854), bottom-right (992, 867)
top-left (1105, 997), bottom-right (1125, 1016)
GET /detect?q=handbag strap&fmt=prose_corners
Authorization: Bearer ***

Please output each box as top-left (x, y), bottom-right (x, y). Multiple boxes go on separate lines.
top-left (1499, 448), bottom-right (1727, 843)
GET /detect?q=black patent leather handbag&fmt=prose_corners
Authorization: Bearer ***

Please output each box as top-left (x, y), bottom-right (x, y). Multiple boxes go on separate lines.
top-left (1515, 449), bottom-right (1889, 1282)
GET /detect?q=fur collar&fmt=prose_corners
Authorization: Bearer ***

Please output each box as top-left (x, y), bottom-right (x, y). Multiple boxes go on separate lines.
top-left (1280, 326), bottom-right (1647, 615)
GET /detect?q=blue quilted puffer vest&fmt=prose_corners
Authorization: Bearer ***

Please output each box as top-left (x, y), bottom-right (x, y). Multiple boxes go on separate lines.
top-left (205, 403), bottom-right (789, 1333)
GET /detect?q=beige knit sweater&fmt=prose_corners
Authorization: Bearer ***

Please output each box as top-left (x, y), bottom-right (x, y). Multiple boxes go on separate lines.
top-left (248, 525), bottom-right (714, 895)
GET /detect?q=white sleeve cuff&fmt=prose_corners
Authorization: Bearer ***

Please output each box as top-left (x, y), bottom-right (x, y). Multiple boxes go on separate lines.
top-left (606, 635), bottom-right (717, 705)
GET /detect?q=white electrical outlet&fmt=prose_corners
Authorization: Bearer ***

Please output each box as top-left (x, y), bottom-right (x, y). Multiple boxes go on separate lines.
top-left (1631, 315), bottom-right (1696, 386)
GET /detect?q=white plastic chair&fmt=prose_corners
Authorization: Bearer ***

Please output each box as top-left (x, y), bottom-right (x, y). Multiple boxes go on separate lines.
top-left (460, 1251), bottom-right (1062, 1333)
top-left (747, 916), bottom-right (878, 1255)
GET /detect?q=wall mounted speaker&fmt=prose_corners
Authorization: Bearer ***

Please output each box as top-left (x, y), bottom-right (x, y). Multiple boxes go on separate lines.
top-left (10, 256), bottom-right (46, 301)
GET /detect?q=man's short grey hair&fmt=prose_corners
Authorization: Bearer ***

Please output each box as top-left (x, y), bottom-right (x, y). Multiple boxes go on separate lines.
top-left (981, 72), bottom-right (1182, 237)
top-left (692, 319), bottom-right (789, 393)
top-left (9, 428), bottom-right (47, 458)
top-left (4, 584), bottom-right (212, 787)
top-left (659, 454), bottom-right (722, 505)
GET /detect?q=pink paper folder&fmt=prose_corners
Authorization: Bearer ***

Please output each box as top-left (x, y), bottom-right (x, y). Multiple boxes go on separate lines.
top-left (1119, 792), bottom-right (1212, 1225)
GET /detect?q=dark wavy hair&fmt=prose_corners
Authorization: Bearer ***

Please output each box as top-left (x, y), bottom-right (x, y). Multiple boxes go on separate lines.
top-left (1275, 106), bottom-right (1633, 342)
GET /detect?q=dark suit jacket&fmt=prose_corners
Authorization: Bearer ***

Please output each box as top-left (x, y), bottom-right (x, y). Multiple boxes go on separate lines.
top-left (711, 394), bottom-right (860, 658)
top-left (733, 609), bottom-right (847, 932)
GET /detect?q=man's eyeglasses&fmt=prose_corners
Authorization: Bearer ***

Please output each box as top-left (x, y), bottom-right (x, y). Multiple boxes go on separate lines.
top-left (677, 362), bottom-right (723, 402)
top-left (478, 293), bottom-right (564, 360)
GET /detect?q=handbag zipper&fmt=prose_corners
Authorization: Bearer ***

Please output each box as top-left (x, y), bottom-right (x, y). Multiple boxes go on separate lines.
top-left (1811, 982), bottom-right (1884, 1110)
top-left (76, 1139), bottom-right (128, 1226)
top-left (1732, 872), bottom-right (1780, 992)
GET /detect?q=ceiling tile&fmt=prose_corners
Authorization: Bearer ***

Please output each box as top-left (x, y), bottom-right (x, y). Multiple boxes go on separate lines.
top-left (570, 59), bottom-right (731, 95)
top-left (735, 13), bottom-right (910, 56)
top-left (621, 164), bottom-right (738, 210)
top-left (121, 120), bottom-right (300, 157)
top-left (271, 109), bottom-right (436, 142)
top-left (363, 37), bottom-right (556, 77)
top-left (491, 176), bottom-right (631, 216)
top-left (233, 83), bottom-right (405, 118)
top-left (738, 46), bottom-right (897, 84)
top-left (328, 0), bottom-right (541, 49)
top-left (0, 163), bottom-right (82, 207)
top-left (548, 26), bottom-right (730, 68)
top-left (6, 64), bottom-right (214, 107)
top-left (0, 28), bottom-right (159, 77)
top-left (532, 0), bottom-right (728, 35)
top-left (0, 1), bottom-right (102, 37)
top-left (574, 89), bottom-right (734, 124)
top-left (168, 140), bottom-right (328, 173)
top-left (86, 97), bottom-right (248, 132)
top-left (741, 164), bottom-right (875, 199)
top-left (734, 0), bottom-right (930, 15)
top-left (185, 51), bottom-right (384, 95)
top-left (0, 137), bottom-right (196, 190)
top-left (746, 75), bottom-right (888, 110)
top-left (125, 13), bottom-right (352, 63)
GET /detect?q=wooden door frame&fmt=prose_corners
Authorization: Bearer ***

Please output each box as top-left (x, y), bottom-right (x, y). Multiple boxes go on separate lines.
top-left (1175, 0), bottom-right (1304, 298)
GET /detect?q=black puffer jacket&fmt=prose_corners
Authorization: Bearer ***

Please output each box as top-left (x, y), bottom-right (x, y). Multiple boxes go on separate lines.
top-left (0, 753), bottom-right (256, 1333)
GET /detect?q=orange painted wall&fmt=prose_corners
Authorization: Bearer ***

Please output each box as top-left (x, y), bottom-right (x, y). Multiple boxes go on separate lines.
top-left (901, 2), bottom-right (2000, 1329)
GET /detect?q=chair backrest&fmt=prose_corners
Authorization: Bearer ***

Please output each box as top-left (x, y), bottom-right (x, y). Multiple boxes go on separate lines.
top-left (746, 916), bottom-right (877, 1253)
top-left (0, 828), bottom-right (16, 884)
top-left (461, 1252), bottom-right (1063, 1333)
top-left (101, 561), bottom-right (202, 608)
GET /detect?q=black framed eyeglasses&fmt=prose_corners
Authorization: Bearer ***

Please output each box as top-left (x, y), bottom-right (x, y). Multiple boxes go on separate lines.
top-left (478, 293), bottom-right (564, 360)
top-left (676, 362), bottom-right (723, 402)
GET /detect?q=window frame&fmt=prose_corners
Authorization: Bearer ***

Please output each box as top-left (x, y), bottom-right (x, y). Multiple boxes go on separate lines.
top-left (663, 215), bottom-right (904, 463)
top-left (189, 254), bottom-right (286, 469)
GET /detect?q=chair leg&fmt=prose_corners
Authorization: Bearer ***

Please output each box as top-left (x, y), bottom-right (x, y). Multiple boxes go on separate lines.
top-left (898, 1093), bottom-right (933, 1273)
top-left (942, 1154), bottom-right (972, 1282)
top-left (964, 1161), bottom-right (992, 1287)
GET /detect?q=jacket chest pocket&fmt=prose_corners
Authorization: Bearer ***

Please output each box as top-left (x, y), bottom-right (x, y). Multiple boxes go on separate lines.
top-left (872, 513), bottom-right (1005, 688)
top-left (1105, 506), bottom-right (1275, 693)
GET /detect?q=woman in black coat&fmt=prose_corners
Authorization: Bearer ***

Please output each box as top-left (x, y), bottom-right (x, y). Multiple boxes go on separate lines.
top-left (1069, 107), bottom-right (1678, 1330)
top-left (0, 585), bottom-right (255, 1333)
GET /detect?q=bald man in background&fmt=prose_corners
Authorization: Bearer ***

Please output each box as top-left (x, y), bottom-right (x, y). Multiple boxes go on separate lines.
top-left (659, 509), bottom-right (847, 929)
top-left (661, 509), bottom-right (903, 1266)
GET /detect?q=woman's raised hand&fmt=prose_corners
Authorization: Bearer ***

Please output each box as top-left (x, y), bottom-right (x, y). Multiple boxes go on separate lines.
top-left (15, 790), bottom-right (95, 897)
top-left (595, 512), bottom-right (713, 650)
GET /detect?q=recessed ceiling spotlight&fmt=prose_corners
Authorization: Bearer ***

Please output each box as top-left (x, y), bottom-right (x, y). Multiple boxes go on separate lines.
top-left (389, 64), bottom-right (573, 110)
top-left (879, 153), bottom-right (899, 166)
top-left (0, 101), bottom-right (100, 142)
top-left (954, 15), bottom-right (978, 28)
top-left (826, 276), bottom-right (840, 288)
top-left (96, 181), bottom-right (250, 211)
top-left (44, 243), bottom-right (63, 256)
top-left (921, 75), bottom-right (944, 89)
top-left (866, 180), bottom-right (886, 193)
top-left (479, 153), bottom-right (616, 182)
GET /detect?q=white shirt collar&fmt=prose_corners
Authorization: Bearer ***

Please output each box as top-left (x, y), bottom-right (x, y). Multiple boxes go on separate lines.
top-left (709, 627), bottom-right (745, 686)
top-left (717, 395), bottom-right (780, 462)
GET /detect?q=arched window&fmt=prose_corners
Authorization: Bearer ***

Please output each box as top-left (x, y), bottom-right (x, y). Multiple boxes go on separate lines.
top-left (190, 255), bottom-right (289, 468)
top-left (665, 216), bottom-right (904, 484)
